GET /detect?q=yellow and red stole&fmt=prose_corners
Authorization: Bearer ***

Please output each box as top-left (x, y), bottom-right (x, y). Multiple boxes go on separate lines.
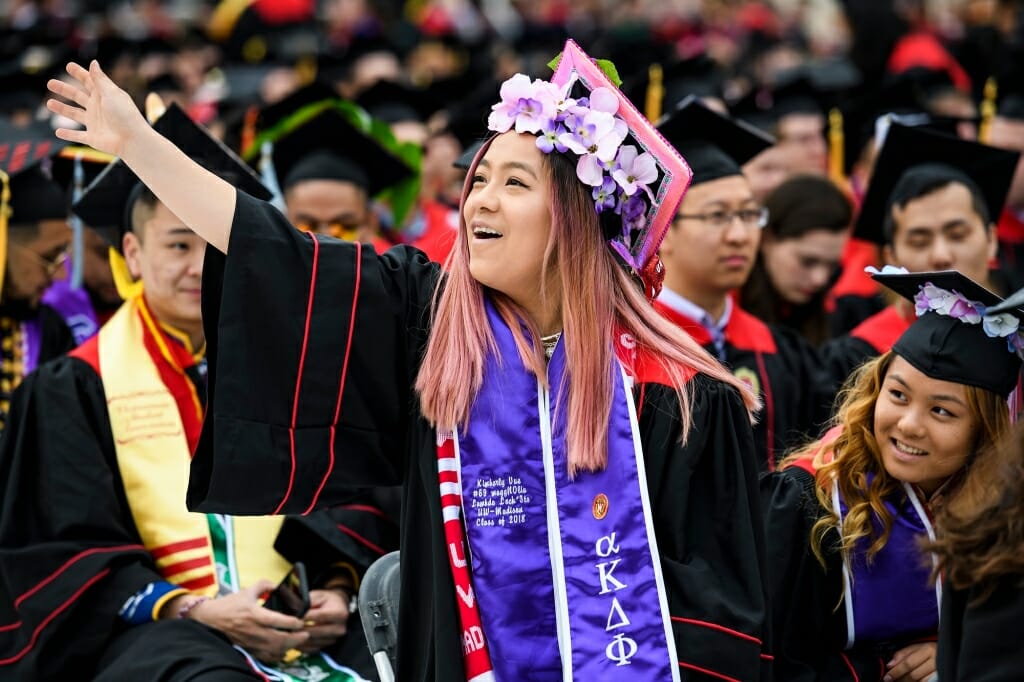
top-left (92, 296), bottom-right (291, 594)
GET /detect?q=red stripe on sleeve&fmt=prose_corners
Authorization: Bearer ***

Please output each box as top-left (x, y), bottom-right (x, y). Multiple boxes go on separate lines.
top-left (305, 242), bottom-right (362, 515)
top-left (275, 233), bottom-right (321, 515)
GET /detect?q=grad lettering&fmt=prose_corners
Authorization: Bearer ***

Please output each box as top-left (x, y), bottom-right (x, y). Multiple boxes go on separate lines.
top-left (449, 540), bottom-right (467, 569)
top-left (463, 626), bottom-right (486, 655)
top-left (596, 559), bottom-right (626, 595)
top-left (595, 532), bottom-right (620, 558)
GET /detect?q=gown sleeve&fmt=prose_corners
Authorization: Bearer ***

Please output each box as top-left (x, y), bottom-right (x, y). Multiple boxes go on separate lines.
top-left (760, 467), bottom-right (888, 681)
top-left (0, 358), bottom-right (162, 679)
top-left (189, 191), bottom-right (441, 516)
top-left (640, 375), bottom-right (771, 681)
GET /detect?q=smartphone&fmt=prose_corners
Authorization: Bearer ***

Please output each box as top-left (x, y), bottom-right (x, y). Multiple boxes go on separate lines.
top-left (263, 562), bottom-right (310, 618)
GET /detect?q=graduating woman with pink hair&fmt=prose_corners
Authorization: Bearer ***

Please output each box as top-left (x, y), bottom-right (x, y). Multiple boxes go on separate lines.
top-left (43, 41), bottom-right (770, 681)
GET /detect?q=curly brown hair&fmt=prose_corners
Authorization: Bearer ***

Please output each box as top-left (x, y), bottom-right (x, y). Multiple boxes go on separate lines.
top-left (781, 351), bottom-right (1011, 568)
top-left (930, 422), bottom-right (1024, 602)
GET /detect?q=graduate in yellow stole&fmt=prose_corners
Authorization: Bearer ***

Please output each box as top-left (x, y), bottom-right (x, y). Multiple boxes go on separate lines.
top-left (0, 103), bottom-right (395, 682)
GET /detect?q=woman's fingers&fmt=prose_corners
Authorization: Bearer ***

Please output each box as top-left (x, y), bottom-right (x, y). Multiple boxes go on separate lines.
top-left (66, 62), bottom-right (93, 92)
top-left (46, 99), bottom-right (86, 125)
top-left (46, 79), bottom-right (89, 108)
top-left (53, 127), bottom-right (89, 145)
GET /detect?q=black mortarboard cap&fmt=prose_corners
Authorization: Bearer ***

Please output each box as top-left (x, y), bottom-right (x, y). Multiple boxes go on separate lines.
top-left (657, 95), bottom-right (775, 185)
top-left (0, 121), bottom-right (69, 224)
top-left (996, 54), bottom-right (1024, 121)
top-left (988, 287), bottom-right (1024, 316)
top-left (0, 69), bottom-right (47, 116)
top-left (874, 270), bottom-right (1023, 397)
top-left (50, 146), bottom-right (114, 206)
top-left (454, 140), bottom-right (484, 171)
top-left (250, 81), bottom-right (338, 141)
top-left (853, 122), bottom-right (1019, 245)
top-left (73, 103), bottom-right (271, 242)
top-left (269, 105), bottom-right (415, 197)
top-left (355, 79), bottom-right (443, 124)
top-left (621, 55), bottom-right (725, 115)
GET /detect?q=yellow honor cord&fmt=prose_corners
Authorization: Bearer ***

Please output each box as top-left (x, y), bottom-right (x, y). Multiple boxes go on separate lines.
top-left (0, 169), bottom-right (9, 299)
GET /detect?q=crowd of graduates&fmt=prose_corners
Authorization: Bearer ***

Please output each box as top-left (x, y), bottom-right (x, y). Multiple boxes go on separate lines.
top-left (1, 0), bottom-right (1024, 680)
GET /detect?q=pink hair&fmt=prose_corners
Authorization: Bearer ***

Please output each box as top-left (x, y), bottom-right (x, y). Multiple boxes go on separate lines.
top-left (415, 135), bottom-right (758, 476)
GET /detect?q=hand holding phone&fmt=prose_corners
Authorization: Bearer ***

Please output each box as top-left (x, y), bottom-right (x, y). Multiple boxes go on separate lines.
top-left (263, 562), bottom-right (310, 619)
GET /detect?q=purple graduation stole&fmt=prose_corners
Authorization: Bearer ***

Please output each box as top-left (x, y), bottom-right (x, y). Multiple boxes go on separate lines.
top-left (833, 478), bottom-right (940, 647)
top-left (445, 299), bottom-right (679, 681)
top-left (21, 318), bottom-right (42, 375)
top-left (42, 279), bottom-right (99, 346)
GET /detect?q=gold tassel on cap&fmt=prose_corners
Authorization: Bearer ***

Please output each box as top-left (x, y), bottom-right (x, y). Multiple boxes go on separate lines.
top-left (645, 64), bottom-right (664, 123)
top-left (979, 76), bottom-right (998, 144)
top-left (828, 107), bottom-right (846, 185)
top-left (108, 246), bottom-right (144, 301)
top-left (0, 170), bottom-right (9, 300)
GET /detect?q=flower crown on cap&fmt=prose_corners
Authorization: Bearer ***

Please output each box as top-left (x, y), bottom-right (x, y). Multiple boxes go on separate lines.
top-left (484, 39), bottom-right (691, 298)
top-left (867, 265), bottom-right (1024, 353)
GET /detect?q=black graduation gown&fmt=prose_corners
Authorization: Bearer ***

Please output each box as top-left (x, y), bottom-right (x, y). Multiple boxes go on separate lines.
top-left (0, 303), bottom-right (74, 431)
top-left (655, 301), bottom-right (827, 472)
top-left (937, 579), bottom-right (1024, 681)
top-left (761, 466), bottom-right (921, 681)
top-left (0, 352), bottom-right (389, 680)
top-left (189, 190), bottom-right (772, 681)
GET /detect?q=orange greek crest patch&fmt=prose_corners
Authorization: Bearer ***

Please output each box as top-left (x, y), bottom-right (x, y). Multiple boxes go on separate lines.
top-left (592, 493), bottom-right (609, 520)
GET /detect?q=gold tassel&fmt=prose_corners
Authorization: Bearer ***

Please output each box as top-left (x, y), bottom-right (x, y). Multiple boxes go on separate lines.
top-left (645, 64), bottom-right (664, 123)
top-left (979, 76), bottom-right (998, 144)
top-left (828, 107), bottom-right (846, 185)
top-left (296, 56), bottom-right (317, 86)
top-left (0, 169), bottom-right (10, 301)
top-left (109, 246), bottom-right (144, 301)
top-left (145, 93), bottom-right (167, 124)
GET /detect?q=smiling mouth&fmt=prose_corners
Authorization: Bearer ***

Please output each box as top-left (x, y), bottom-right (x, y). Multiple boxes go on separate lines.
top-left (892, 438), bottom-right (928, 457)
top-left (472, 226), bottom-right (503, 240)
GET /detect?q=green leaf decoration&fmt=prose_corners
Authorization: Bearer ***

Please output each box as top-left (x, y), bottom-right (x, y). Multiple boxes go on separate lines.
top-left (546, 52), bottom-right (622, 88)
top-left (594, 59), bottom-right (622, 87)
top-left (243, 99), bottom-right (422, 227)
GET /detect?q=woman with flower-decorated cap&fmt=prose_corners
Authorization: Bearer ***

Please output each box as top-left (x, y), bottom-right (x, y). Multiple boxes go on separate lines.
top-left (45, 41), bottom-right (771, 681)
top-left (762, 269), bottom-right (1019, 682)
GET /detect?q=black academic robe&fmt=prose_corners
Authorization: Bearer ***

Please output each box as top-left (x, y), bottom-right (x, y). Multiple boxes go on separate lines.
top-left (188, 190), bottom-right (772, 681)
top-left (0, 303), bottom-right (74, 431)
top-left (761, 465), bottom-right (935, 681)
top-left (655, 300), bottom-right (826, 472)
top-left (937, 579), bottom-right (1024, 681)
top-left (0, 323), bottom-right (391, 680)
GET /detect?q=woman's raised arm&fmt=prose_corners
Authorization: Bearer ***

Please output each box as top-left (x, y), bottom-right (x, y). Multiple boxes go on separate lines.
top-left (47, 61), bottom-right (236, 253)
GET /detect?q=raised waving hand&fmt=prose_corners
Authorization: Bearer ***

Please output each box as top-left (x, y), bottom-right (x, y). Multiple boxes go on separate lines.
top-left (46, 61), bottom-right (237, 253)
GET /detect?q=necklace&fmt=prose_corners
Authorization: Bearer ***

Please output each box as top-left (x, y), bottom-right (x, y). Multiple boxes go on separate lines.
top-left (541, 331), bottom-right (561, 359)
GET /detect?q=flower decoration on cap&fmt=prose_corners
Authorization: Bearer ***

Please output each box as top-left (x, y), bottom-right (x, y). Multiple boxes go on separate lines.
top-left (488, 76), bottom-right (654, 219)
top-left (912, 282), bottom-right (1024, 353)
top-left (485, 40), bottom-right (692, 298)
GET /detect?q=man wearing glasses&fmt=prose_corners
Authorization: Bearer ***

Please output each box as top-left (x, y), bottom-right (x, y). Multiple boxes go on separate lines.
top-left (654, 97), bottom-right (827, 473)
top-left (0, 148), bottom-right (75, 431)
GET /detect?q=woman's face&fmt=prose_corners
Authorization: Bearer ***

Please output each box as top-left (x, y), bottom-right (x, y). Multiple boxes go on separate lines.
top-left (463, 132), bottom-right (554, 312)
top-left (761, 229), bottom-right (846, 305)
top-left (874, 355), bottom-right (979, 496)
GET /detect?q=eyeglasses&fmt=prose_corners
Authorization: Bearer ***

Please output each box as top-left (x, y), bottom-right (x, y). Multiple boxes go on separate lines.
top-left (12, 243), bottom-right (71, 277)
top-left (295, 221), bottom-right (360, 242)
top-left (675, 207), bottom-right (769, 230)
